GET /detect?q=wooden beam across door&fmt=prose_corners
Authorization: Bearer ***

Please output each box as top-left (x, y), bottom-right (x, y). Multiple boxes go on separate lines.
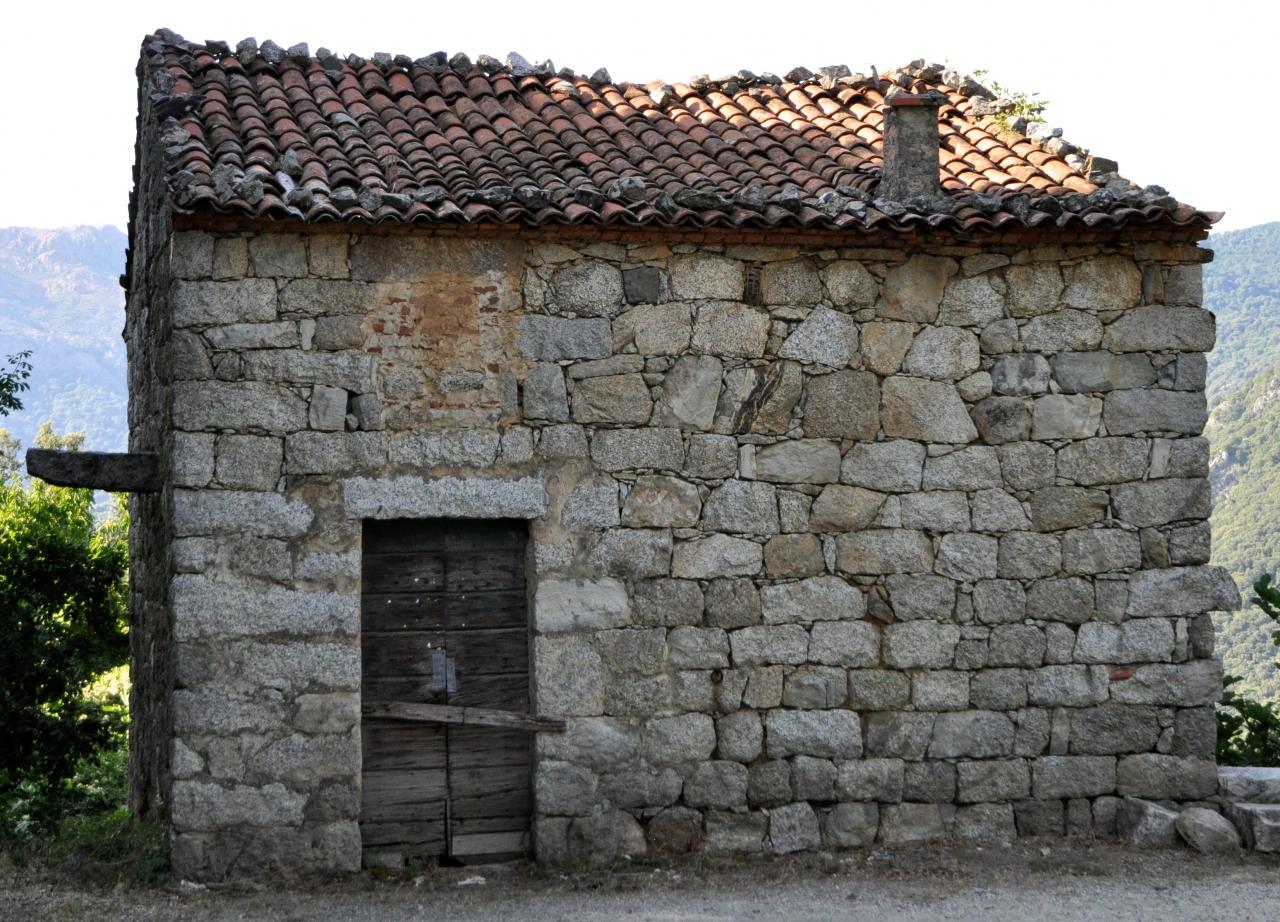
top-left (363, 701), bottom-right (566, 733)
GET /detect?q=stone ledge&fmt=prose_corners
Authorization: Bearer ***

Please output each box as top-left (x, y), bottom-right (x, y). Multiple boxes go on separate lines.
top-left (26, 448), bottom-right (161, 492)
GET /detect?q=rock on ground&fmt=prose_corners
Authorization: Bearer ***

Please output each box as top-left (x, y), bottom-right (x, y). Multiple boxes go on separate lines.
top-left (1175, 807), bottom-right (1240, 854)
top-left (1117, 796), bottom-right (1179, 848)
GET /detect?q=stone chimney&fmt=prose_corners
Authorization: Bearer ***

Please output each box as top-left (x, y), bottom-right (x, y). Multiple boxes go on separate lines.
top-left (880, 91), bottom-right (945, 203)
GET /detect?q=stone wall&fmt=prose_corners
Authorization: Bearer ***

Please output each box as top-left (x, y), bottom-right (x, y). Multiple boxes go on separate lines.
top-left (124, 103), bottom-right (177, 821)
top-left (149, 225), bottom-right (1238, 877)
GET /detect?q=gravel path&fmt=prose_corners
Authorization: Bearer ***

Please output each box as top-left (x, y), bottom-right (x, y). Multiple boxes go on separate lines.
top-left (5, 840), bottom-right (1280, 921)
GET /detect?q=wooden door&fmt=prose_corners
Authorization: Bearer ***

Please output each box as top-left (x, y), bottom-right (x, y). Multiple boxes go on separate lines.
top-left (360, 519), bottom-right (532, 865)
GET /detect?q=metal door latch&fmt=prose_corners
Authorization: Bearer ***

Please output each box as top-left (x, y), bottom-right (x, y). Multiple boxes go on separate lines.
top-left (431, 647), bottom-right (458, 694)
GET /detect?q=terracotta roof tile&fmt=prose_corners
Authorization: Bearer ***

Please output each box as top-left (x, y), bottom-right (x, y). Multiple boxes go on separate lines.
top-left (139, 31), bottom-right (1218, 235)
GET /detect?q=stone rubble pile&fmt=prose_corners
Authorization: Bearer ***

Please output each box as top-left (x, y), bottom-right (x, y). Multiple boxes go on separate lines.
top-left (1118, 766), bottom-right (1280, 854)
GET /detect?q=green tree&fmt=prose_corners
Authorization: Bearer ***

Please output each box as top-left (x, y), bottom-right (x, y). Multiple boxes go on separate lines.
top-left (33, 420), bottom-right (85, 453)
top-left (1218, 573), bottom-right (1280, 766)
top-left (0, 350), bottom-right (31, 417)
top-left (0, 429), bottom-right (20, 478)
top-left (0, 423), bottom-right (83, 482)
top-left (1252, 572), bottom-right (1280, 660)
top-left (0, 447), bottom-right (129, 828)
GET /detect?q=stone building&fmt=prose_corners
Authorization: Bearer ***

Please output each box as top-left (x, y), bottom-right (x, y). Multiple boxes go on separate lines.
top-left (52, 31), bottom-right (1248, 878)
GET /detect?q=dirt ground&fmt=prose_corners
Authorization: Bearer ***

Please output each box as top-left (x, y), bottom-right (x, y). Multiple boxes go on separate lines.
top-left (4, 839), bottom-right (1279, 922)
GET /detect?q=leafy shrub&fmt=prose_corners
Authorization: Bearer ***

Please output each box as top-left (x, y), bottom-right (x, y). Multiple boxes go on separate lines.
top-left (0, 349), bottom-right (31, 417)
top-left (1217, 676), bottom-right (1280, 766)
top-left (1217, 573), bottom-right (1280, 765)
top-left (0, 447), bottom-right (129, 837)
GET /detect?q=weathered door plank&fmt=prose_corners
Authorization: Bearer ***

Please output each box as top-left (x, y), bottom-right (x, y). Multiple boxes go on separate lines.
top-left (360, 820), bottom-right (447, 850)
top-left (360, 554), bottom-right (446, 593)
top-left (361, 590), bottom-right (526, 633)
top-left (446, 728), bottom-right (531, 767)
top-left (361, 628), bottom-right (527, 678)
top-left (362, 721), bottom-right (448, 772)
top-left (449, 830), bottom-right (528, 857)
top-left (360, 518), bottom-right (533, 865)
top-left (361, 769), bottom-right (449, 821)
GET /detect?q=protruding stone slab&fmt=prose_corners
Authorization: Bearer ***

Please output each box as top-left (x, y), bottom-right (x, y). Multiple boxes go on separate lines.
top-left (27, 448), bottom-right (161, 492)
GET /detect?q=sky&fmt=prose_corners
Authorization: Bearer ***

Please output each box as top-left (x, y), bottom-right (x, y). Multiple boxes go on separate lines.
top-left (0, 0), bottom-right (1275, 233)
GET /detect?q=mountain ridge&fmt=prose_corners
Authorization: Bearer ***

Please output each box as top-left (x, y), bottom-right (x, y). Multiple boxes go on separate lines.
top-left (0, 225), bottom-right (128, 453)
top-left (1204, 220), bottom-right (1280, 400)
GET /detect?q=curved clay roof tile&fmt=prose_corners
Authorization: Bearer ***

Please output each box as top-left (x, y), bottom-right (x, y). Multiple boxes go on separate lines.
top-left (138, 33), bottom-right (1217, 234)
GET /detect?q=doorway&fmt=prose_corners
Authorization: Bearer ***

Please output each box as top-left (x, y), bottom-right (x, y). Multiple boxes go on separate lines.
top-left (360, 519), bottom-right (532, 865)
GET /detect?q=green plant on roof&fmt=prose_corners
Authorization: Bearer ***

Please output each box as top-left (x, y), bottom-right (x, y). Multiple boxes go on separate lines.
top-left (971, 69), bottom-right (1048, 130)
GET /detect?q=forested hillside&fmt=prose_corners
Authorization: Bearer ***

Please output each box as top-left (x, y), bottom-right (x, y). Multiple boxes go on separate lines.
top-left (1205, 221), bottom-right (1280, 699)
top-left (1205, 222), bottom-right (1280, 399)
top-left (0, 226), bottom-right (127, 453)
